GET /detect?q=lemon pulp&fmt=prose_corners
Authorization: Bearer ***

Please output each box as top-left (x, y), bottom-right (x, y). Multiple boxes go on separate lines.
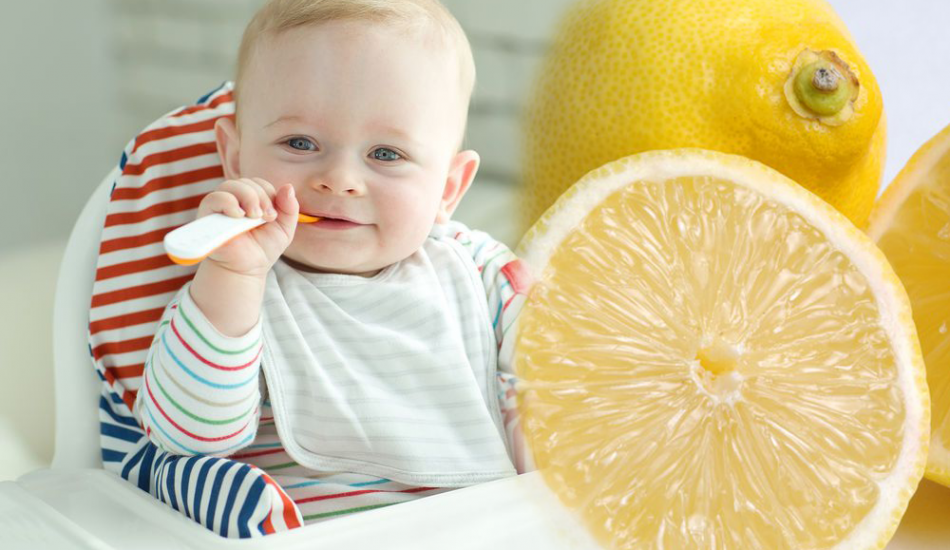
top-left (516, 175), bottom-right (906, 548)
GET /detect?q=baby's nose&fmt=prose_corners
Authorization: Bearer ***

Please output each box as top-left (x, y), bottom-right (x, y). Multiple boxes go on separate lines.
top-left (311, 171), bottom-right (366, 196)
top-left (317, 181), bottom-right (363, 196)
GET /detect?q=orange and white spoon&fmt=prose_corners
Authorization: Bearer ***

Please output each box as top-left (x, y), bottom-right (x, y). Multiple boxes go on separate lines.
top-left (164, 213), bottom-right (320, 266)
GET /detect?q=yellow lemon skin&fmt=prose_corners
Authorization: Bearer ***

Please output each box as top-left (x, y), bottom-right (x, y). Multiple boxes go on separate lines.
top-left (522, 0), bottom-right (885, 233)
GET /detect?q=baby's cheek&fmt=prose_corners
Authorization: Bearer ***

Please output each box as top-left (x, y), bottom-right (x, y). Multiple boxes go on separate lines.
top-left (382, 213), bottom-right (432, 260)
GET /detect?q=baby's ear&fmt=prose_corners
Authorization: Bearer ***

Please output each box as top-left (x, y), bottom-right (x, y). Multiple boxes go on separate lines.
top-left (436, 150), bottom-right (480, 224)
top-left (214, 116), bottom-right (242, 180)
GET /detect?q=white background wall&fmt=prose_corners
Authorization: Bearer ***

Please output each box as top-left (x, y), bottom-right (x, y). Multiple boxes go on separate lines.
top-left (0, 0), bottom-right (118, 250)
top-left (1, 0), bottom-right (949, 481)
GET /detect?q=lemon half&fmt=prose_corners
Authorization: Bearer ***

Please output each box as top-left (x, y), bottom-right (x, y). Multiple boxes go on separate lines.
top-left (514, 149), bottom-right (928, 549)
top-left (868, 124), bottom-right (950, 487)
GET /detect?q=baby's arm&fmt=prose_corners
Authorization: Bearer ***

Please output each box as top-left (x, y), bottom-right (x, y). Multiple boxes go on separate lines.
top-left (133, 282), bottom-right (265, 456)
top-left (449, 222), bottom-right (536, 473)
top-left (189, 177), bottom-right (299, 337)
top-left (133, 177), bottom-right (297, 456)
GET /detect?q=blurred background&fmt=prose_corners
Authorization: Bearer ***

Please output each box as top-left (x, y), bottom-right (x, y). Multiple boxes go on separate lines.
top-left (1, 0), bottom-right (949, 505)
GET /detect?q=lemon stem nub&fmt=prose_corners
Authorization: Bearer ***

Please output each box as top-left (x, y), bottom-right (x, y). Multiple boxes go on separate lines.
top-left (795, 62), bottom-right (852, 116)
top-left (785, 49), bottom-right (860, 125)
top-left (812, 67), bottom-right (839, 92)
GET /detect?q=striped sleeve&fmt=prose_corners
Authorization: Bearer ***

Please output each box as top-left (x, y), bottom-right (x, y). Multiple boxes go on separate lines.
top-left (447, 222), bottom-right (533, 374)
top-left (447, 221), bottom-right (536, 473)
top-left (133, 281), bottom-right (264, 457)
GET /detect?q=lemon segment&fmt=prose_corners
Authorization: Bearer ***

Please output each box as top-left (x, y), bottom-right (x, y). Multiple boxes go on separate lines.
top-left (515, 149), bottom-right (928, 549)
top-left (868, 124), bottom-right (950, 485)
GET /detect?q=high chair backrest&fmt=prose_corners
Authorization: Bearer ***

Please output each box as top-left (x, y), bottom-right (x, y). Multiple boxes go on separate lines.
top-left (51, 84), bottom-right (237, 471)
top-left (51, 168), bottom-right (119, 469)
top-left (82, 83), bottom-right (235, 470)
top-left (47, 84), bottom-right (307, 538)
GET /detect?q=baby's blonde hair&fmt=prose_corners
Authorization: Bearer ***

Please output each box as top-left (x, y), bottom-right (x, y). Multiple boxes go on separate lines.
top-left (235, 0), bottom-right (476, 140)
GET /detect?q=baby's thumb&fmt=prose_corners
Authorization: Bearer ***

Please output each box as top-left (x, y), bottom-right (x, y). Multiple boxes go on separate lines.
top-left (274, 184), bottom-right (299, 238)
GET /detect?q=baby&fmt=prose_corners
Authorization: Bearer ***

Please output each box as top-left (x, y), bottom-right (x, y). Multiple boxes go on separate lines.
top-left (134, 0), bottom-right (533, 526)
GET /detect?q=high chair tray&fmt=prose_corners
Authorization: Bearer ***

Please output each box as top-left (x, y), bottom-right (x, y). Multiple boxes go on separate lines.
top-left (4, 469), bottom-right (599, 549)
top-left (0, 480), bottom-right (112, 550)
top-left (6, 468), bottom-right (950, 549)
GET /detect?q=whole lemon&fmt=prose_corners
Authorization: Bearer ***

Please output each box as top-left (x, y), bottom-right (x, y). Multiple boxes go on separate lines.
top-left (521, 0), bottom-right (885, 232)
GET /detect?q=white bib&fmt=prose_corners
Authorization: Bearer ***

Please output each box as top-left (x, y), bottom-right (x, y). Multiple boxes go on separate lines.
top-left (259, 225), bottom-right (517, 486)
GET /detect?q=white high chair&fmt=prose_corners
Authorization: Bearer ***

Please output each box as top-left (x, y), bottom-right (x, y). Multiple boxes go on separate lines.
top-left (0, 169), bottom-right (599, 549)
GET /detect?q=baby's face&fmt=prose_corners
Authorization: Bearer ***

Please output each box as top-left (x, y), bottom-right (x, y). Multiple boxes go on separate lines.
top-left (223, 21), bottom-right (477, 276)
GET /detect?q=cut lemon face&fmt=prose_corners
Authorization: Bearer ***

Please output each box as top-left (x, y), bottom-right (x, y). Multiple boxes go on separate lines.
top-left (868, 124), bottom-right (950, 487)
top-left (514, 149), bottom-right (929, 549)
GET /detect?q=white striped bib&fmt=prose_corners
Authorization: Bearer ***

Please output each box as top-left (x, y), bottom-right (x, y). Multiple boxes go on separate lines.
top-left (259, 223), bottom-right (517, 486)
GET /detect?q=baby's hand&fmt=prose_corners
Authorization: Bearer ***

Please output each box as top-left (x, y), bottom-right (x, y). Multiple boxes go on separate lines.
top-left (196, 178), bottom-right (299, 278)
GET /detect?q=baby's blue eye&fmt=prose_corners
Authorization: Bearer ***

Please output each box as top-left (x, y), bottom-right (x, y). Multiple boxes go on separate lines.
top-left (287, 137), bottom-right (316, 151)
top-left (372, 148), bottom-right (402, 161)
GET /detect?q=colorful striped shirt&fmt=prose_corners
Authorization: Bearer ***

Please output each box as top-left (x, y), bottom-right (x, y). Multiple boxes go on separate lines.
top-left (133, 220), bottom-right (534, 523)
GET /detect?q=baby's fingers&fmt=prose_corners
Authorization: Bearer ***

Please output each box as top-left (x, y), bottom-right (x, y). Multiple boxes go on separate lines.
top-left (250, 178), bottom-right (278, 200)
top-left (273, 184), bottom-right (299, 236)
top-left (231, 178), bottom-right (273, 219)
top-left (198, 190), bottom-right (245, 218)
top-left (250, 178), bottom-right (280, 220)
